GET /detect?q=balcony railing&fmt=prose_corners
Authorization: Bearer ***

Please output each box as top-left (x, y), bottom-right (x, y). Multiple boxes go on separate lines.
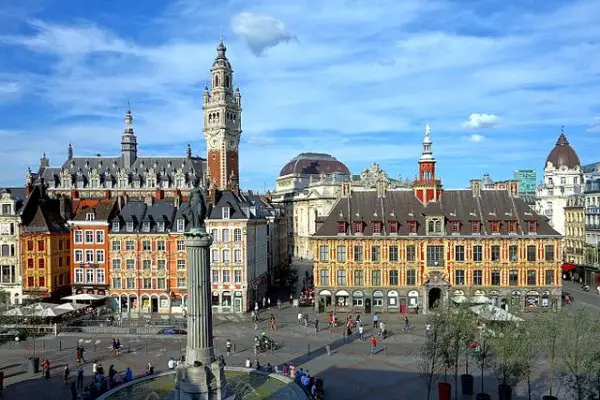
top-left (427, 259), bottom-right (444, 267)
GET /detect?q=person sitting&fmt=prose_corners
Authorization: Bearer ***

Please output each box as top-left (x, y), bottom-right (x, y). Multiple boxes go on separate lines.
top-left (245, 358), bottom-right (252, 368)
top-left (125, 367), bottom-right (133, 382)
top-left (168, 357), bottom-right (176, 370)
top-left (255, 360), bottom-right (261, 370)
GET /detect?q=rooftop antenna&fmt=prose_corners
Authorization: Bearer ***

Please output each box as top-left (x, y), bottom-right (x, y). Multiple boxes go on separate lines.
top-left (219, 24), bottom-right (224, 42)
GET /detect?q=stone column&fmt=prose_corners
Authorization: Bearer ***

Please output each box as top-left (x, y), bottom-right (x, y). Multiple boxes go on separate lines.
top-left (185, 233), bottom-right (215, 366)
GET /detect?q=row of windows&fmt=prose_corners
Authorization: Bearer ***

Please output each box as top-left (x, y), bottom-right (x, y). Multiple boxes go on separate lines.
top-left (210, 228), bottom-right (243, 243)
top-left (25, 273), bottom-right (68, 288)
top-left (74, 230), bottom-right (105, 245)
top-left (211, 249), bottom-right (243, 264)
top-left (0, 244), bottom-right (16, 257)
top-left (112, 219), bottom-right (185, 233)
top-left (319, 244), bottom-right (555, 264)
top-left (112, 277), bottom-right (181, 290)
top-left (111, 259), bottom-right (185, 270)
top-left (319, 268), bottom-right (555, 287)
top-left (211, 269), bottom-right (243, 284)
top-left (337, 220), bottom-right (538, 235)
top-left (74, 268), bottom-right (106, 284)
top-left (112, 239), bottom-right (171, 252)
top-left (25, 239), bottom-right (69, 252)
top-left (26, 256), bottom-right (71, 269)
top-left (74, 249), bottom-right (105, 264)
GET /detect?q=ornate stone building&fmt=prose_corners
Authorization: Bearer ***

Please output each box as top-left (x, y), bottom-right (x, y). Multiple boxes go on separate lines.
top-left (0, 188), bottom-right (26, 305)
top-left (564, 196), bottom-right (585, 265)
top-left (272, 153), bottom-right (409, 259)
top-left (312, 125), bottom-right (562, 314)
top-left (535, 129), bottom-right (584, 236)
top-left (203, 40), bottom-right (242, 190)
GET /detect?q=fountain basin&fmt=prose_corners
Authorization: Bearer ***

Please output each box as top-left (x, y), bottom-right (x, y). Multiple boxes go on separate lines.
top-left (98, 367), bottom-right (308, 400)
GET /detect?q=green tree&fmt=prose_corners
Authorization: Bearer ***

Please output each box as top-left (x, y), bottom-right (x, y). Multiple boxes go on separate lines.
top-left (442, 303), bottom-right (476, 399)
top-left (419, 311), bottom-right (448, 400)
top-left (536, 308), bottom-right (568, 398)
top-left (490, 318), bottom-right (526, 389)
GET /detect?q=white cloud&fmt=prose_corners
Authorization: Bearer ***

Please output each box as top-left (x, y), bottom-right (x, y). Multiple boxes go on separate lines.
top-left (469, 134), bottom-right (485, 142)
top-left (0, 81), bottom-right (19, 95)
top-left (462, 113), bottom-right (501, 129)
top-left (230, 12), bottom-right (295, 56)
top-left (587, 117), bottom-right (600, 133)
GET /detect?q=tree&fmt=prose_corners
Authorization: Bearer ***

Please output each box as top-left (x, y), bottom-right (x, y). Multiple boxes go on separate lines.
top-left (560, 307), bottom-right (597, 400)
top-left (514, 321), bottom-right (542, 400)
top-left (442, 303), bottom-right (476, 399)
top-left (490, 319), bottom-right (526, 390)
top-left (473, 325), bottom-right (493, 395)
top-left (419, 311), bottom-right (448, 400)
top-left (536, 308), bottom-right (568, 399)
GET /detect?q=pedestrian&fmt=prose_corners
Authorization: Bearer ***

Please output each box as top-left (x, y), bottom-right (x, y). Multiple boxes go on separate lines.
top-left (168, 357), bottom-right (176, 370)
top-left (359, 325), bottom-right (365, 341)
top-left (269, 314), bottom-right (277, 331)
top-left (403, 315), bottom-right (411, 331)
top-left (262, 297), bottom-right (266, 309)
top-left (304, 313), bottom-right (309, 328)
top-left (277, 299), bottom-right (281, 310)
top-left (116, 338), bottom-right (121, 355)
top-left (289, 293), bottom-right (293, 305)
top-left (77, 365), bottom-right (84, 389)
top-left (63, 365), bottom-right (70, 385)
top-left (355, 314), bottom-right (361, 328)
top-left (226, 339), bottom-right (232, 356)
top-left (372, 313), bottom-right (379, 329)
top-left (370, 336), bottom-right (377, 355)
top-left (314, 317), bottom-right (319, 333)
top-left (425, 322), bottom-right (431, 335)
top-left (267, 298), bottom-right (271, 309)
top-left (92, 360), bottom-right (98, 377)
top-left (297, 311), bottom-right (303, 326)
top-left (255, 302), bottom-right (259, 314)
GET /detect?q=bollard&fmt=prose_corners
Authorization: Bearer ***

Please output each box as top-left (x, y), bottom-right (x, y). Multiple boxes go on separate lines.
top-left (326, 344), bottom-right (331, 356)
top-left (59, 340), bottom-right (62, 351)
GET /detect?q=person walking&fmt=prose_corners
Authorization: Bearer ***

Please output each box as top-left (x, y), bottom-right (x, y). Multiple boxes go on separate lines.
top-left (425, 322), bottom-right (431, 336)
top-left (254, 302), bottom-right (259, 315)
top-left (267, 298), bottom-right (271, 309)
top-left (314, 317), bottom-right (319, 334)
top-left (63, 365), bottom-right (70, 386)
top-left (269, 314), bottom-right (277, 331)
top-left (372, 313), bottom-right (379, 329)
top-left (277, 298), bottom-right (282, 310)
top-left (262, 297), bottom-right (266, 309)
top-left (370, 336), bottom-right (377, 356)
top-left (297, 311), bottom-right (303, 326)
top-left (226, 339), bottom-right (233, 356)
top-left (289, 293), bottom-right (293, 305)
top-left (76, 365), bottom-right (84, 389)
top-left (359, 324), bottom-right (365, 341)
top-left (403, 315), bottom-right (411, 332)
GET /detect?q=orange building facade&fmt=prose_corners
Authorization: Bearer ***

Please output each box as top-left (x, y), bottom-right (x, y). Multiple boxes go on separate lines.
top-left (68, 199), bottom-right (116, 297)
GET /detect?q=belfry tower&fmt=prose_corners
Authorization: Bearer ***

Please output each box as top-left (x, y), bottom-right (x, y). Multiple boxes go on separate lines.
top-left (414, 123), bottom-right (442, 205)
top-left (203, 39), bottom-right (242, 190)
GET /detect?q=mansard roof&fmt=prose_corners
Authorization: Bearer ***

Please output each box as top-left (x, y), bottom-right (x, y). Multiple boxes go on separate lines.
top-left (36, 155), bottom-right (206, 189)
top-left (315, 188), bottom-right (560, 237)
top-left (20, 186), bottom-right (69, 234)
top-left (0, 187), bottom-right (28, 213)
top-left (109, 199), bottom-right (178, 233)
top-left (72, 199), bottom-right (117, 222)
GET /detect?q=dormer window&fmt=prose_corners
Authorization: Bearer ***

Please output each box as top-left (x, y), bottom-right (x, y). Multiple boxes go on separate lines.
top-left (354, 221), bottom-right (364, 234)
top-left (157, 222), bottom-right (165, 232)
top-left (126, 221), bottom-right (134, 232)
top-left (112, 221), bottom-right (120, 231)
top-left (426, 217), bottom-right (444, 235)
top-left (527, 220), bottom-right (537, 234)
top-left (337, 222), bottom-right (347, 234)
top-left (471, 221), bottom-right (481, 234)
top-left (176, 219), bottom-right (185, 232)
top-left (85, 213), bottom-right (95, 221)
top-left (372, 221), bottom-right (382, 235)
top-left (222, 207), bottom-right (230, 219)
top-left (388, 221), bottom-right (399, 234)
top-left (507, 221), bottom-right (517, 234)
top-left (142, 222), bottom-right (150, 232)
top-left (408, 221), bottom-right (417, 235)
top-left (451, 221), bottom-right (460, 234)
top-left (490, 221), bottom-right (501, 235)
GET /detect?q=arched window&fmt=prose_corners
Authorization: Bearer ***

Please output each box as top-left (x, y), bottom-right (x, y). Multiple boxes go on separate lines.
top-left (560, 177), bottom-right (566, 185)
top-left (574, 177), bottom-right (578, 184)
top-left (214, 75), bottom-right (219, 87)
top-left (435, 220), bottom-right (442, 232)
top-left (225, 75), bottom-right (230, 87)
top-left (428, 220), bottom-right (434, 232)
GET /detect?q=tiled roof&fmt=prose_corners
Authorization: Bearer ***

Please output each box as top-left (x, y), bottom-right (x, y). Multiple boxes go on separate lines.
top-left (315, 188), bottom-right (560, 237)
top-left (20, 186), bottom-right (69, 234)
top-left (0, 187), bottom-right (28, 213)
top-left (72, 199), bottom-right (117, 221)
top-left (109, 199), bottom-right (178, 234)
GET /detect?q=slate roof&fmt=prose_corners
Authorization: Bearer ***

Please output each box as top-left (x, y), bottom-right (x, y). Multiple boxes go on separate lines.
top-left (315, 188), bottom-right (561, 237)
top-left (109, 199), bottom-right (179, 234)
top-left (20, 186), bottom-right (69, 234)
top-left (0, 187), bottom-right (28, 213)
top-left (72, 199), bottom-right (117, 222)
top-left (279, 153), bottom-right (350, 177)
top-left (36, 155), bottom-right (206, 189)
top-left (545, 132), bottom-right (580, 169)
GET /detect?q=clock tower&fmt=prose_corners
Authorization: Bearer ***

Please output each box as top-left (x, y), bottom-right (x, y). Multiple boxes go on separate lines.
top-left (203, 39), bottom-right (242, 190)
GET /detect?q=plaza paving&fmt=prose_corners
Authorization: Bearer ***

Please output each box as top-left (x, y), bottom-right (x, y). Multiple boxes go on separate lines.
top-left (1, 300), bottom-right (560, 400)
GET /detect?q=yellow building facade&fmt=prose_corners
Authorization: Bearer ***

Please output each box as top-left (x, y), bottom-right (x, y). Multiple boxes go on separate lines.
top-left (564, 196), bottom-right (585, 265)
top-left (312, 127), bottom-right (563, 314)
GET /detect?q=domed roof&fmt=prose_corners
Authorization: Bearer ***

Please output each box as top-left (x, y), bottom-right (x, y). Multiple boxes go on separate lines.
top-left (545, 131), bottom-right (580, 169)
top-left (279, 153), bottom-right (350, 177)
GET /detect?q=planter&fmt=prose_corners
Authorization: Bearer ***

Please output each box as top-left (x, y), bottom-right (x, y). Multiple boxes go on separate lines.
top-left (542, 397), bottom-right (558, 400)
top-left (461, 374), bottom-right (474, 395)
top-left (476, 394), bottom-right (491, 400)
top-left (498, 384), bottom-right (512, 400)
top-left (438, 382), bottom-right (451, 400)
top-left (28, 357), bottom-right (40, 374)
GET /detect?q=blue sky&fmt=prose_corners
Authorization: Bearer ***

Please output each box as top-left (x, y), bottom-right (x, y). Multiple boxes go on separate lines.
top-left (0, 0), bottom-right (599, 191)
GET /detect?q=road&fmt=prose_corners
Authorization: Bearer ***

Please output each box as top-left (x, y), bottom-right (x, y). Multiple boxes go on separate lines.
top-left (563, 280), bottom-right (600, 312)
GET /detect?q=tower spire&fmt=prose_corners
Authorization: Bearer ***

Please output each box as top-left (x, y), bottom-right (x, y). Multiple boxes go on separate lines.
top-left (420, 123), bottom-right (435, 162)
top-left (121, 107), bottom-right (137, 168)
top-left (68, 142), bottom-right (73, 160)
top-left (414, 123), bottom-right (442, 205)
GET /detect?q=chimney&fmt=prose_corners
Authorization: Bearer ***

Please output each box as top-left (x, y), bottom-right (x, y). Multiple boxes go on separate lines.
top-left (145, 195), bottom-right (153, 207)
top-left (155, 189), bottom-right (165, 200)
top-left (25, 183), bottom-right (32, 197)
top-left (118, 195), bottom-right (124, 211)
top-left (341, 181), bottom-right (352, 198)
top-left (104, 190), bottom-right (111, 200)
top-left (58, 196), bottom-right (72, 220)
top-left (70, 188), bottom-right (79, 200)
top-left (174, 189), bottom-right (181, 208)
top-left (208, 181), bottom-right (218, 205)
top-left (376, 180), bottom-right (387, 198)
top-left (470, 179), bottom-right (481, 197)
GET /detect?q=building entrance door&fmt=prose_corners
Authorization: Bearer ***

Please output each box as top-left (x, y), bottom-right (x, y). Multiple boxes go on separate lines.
top-left (365, 298), bottom-right (372, 314)
top-left (234, 298), bottom-right (243, 313)
top-left (151, 297), bottom-right (159, 313)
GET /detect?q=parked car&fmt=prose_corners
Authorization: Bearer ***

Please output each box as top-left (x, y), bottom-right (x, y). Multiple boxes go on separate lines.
top-left (0, 328), bottom-right (27, 342)
top-left (158, 328), bottom-right (187, 335)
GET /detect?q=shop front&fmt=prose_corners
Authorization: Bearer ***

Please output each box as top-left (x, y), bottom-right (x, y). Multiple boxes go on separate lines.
top-left (387, 290), bottom-right (399, 312)
top-left (335, 290), bottom-right (350, 308)
top-left (408, 290), bottom-right (419, 312)
top-left (525, 290), bottom-right (540, 309)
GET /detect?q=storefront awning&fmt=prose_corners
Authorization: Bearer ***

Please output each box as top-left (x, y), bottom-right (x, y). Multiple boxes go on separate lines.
top-left (562, 263), bottom-right (577, 272)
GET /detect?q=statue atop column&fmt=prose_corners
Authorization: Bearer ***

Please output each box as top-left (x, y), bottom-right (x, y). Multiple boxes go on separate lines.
top-left (189, 185), bottom-right (211, 234)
